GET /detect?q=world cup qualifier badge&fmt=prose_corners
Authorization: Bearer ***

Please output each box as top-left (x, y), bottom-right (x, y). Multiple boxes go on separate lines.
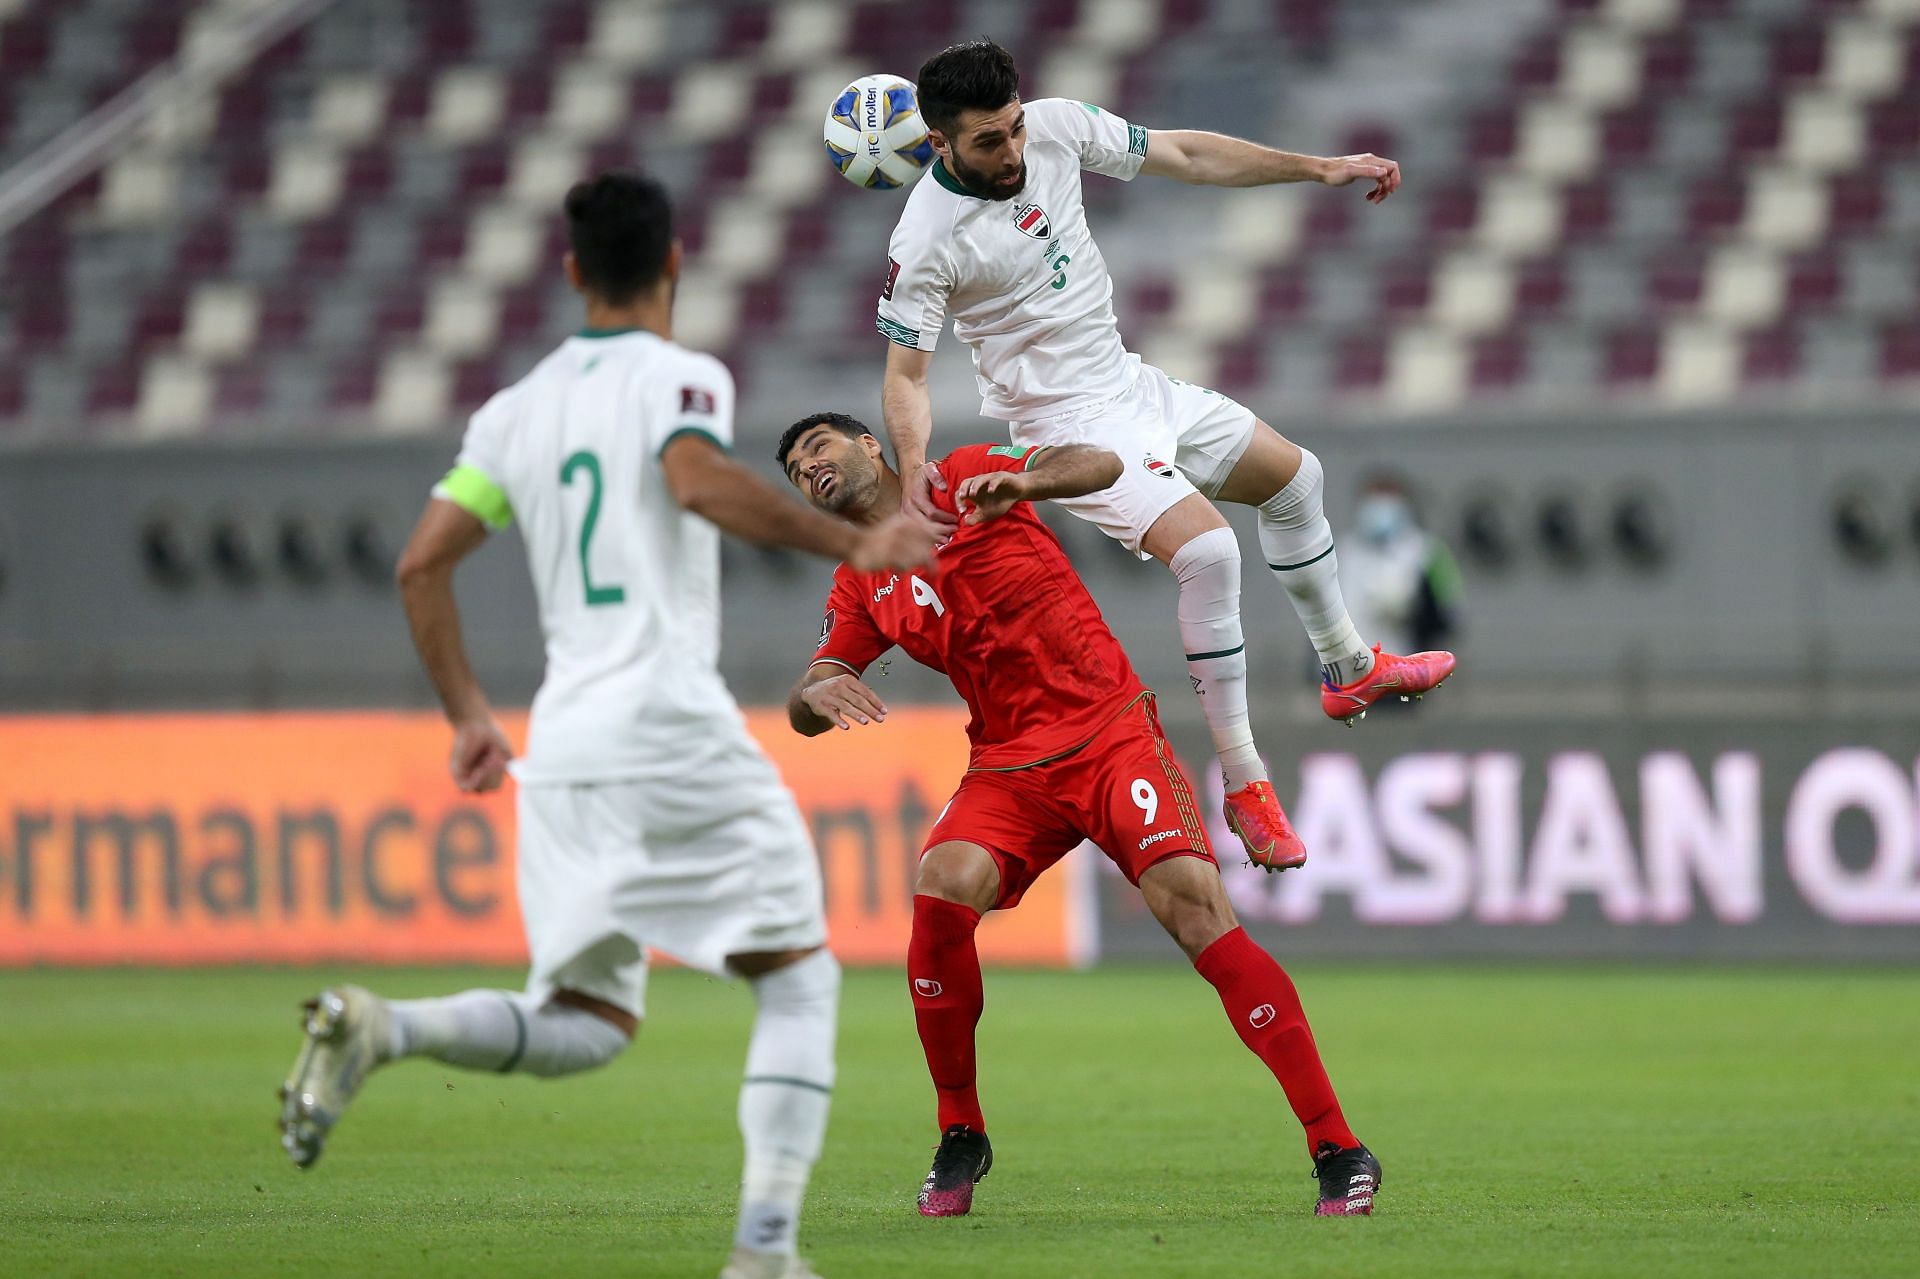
top-left (1144, 454), bottom-right (1176, 478)
top-left (816, 609), bottom-right (836, 649)
top-left (680, 385), bottom-right (716, 415)
top-left (1013, 203), bottom-right (1051, 238)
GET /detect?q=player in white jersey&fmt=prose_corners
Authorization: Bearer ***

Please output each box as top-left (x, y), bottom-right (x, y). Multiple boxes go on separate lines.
top-left (278, 173), bottom-right (935, 1279)
top-left (879, 41), bottom-right (1456, 872)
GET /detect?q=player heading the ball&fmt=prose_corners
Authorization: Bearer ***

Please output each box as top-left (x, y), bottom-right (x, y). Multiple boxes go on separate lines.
top-left (869, 40), bottom-right (1456, 871)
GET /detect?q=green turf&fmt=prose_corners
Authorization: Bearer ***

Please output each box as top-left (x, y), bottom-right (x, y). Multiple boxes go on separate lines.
top-left (1, 965), bottom-right (1915, 1278)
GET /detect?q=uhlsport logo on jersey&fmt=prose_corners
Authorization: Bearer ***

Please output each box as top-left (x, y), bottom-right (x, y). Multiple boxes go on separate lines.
top-left (1249, 1003), bottom-right (1277, 1029)
top-left (1013, 203), bottom-right (1051, 239)
top-left (1144, 454), bottom-right (1176, 479)
top-left (913, 978), bottom-right (944, 998)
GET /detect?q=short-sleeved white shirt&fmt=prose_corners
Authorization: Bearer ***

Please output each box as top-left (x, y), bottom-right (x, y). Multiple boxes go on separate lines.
top-left (435, 328), bottom-right (766, 785)
top-left (878, 97), bottom-right (1148, 422)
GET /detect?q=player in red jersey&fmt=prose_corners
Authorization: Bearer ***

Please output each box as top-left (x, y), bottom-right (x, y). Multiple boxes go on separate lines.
top-left (776, 412), bottom-right (1381, 1220)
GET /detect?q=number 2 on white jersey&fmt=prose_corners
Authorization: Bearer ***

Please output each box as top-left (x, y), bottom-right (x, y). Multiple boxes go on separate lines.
top-left (909, 574), bottom-right (945, 617)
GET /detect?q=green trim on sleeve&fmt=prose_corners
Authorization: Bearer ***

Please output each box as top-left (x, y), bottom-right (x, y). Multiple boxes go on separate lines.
top-left (1128, 124), bottom-right (1148, 157)
top-left (657, 426), bottom-right (729, 458)
top-left (877, 315), bottom-right (922, 347)
top-left (433, 463), bottom-right (513, 531)
top-left (987, 443), bottom-right (1050, 471)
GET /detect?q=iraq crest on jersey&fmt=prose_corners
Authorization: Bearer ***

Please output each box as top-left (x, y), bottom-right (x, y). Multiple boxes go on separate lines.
top-left (1013, 203), bottom-right (1051, 239)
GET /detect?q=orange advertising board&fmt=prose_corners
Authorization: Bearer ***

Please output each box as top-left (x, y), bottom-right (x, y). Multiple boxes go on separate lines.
top-left (0, 711), bottom-right (1088, 968)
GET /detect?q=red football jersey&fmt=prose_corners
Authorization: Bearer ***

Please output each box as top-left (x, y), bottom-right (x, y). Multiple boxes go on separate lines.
top-left (811, 444), bottom-right (1146, 770)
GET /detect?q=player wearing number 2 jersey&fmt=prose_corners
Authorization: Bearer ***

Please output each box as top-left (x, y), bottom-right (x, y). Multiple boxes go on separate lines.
top-left (778, 413), bottom-right (1381, 1221)
top-left (879, 41), bottom-right (1454, 873)
top-left (278, 174), bottom-right (935, 1279)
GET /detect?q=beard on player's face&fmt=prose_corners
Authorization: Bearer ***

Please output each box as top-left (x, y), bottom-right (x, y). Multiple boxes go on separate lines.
top-left (800, 437), bottom-right (880, 516)
top-left (945, 112), bottom-right (1027, 201)
top-left (952, 149), bottom-right (1029, 199)
top-left (950, 148), bottom-right (1026, 201)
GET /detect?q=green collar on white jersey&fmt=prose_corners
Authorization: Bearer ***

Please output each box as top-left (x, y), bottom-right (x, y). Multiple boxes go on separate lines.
top-left (577, 326), bottom-right (645, 338)
top-left (929, 160), bottom-right (979, 199)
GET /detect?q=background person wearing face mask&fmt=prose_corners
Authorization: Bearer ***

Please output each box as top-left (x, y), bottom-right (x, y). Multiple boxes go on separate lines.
top-left (1338, 475), bottom-right (1463, 674)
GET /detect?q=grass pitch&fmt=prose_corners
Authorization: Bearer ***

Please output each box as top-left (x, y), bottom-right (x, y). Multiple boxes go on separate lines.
top-left (2, 964), bottom-right (1915, 1278)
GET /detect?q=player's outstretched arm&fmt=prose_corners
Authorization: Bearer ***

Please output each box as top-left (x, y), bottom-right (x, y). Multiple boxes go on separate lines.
top-left (662, 433), bottom-right (936, 571)
top-left (954, 445), bottom-right (1124, 525)
top-left (881, 342), bottom-right (959, 530)
top-left (396, 498), bottom-right (514, 793)
top-left (1141, 130), bottom-right (1401, 202)
top-left (788, 662), bottom-right (888, 736)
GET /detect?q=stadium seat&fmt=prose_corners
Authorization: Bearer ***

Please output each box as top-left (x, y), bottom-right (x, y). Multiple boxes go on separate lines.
top-left (1, 0), bottom-right (1917, 436)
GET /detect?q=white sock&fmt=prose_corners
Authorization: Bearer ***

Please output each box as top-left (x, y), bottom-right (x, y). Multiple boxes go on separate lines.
top-left (387, 989), bottom-right (628, 1077)
top-left (1168, 527), bottom-right (1265, 791)
top-left (734, 950), bottom-right (840, 1257)
top-left (1255, 448), bottom-right (1373, 687)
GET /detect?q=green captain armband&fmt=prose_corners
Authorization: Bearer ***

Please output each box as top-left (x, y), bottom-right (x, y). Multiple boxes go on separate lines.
top-left (433, 463), bottom-right (514, 531)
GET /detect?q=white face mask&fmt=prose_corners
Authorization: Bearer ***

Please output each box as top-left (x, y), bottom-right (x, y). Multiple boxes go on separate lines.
top-left (1357, 495), bottom-right (1411, 545)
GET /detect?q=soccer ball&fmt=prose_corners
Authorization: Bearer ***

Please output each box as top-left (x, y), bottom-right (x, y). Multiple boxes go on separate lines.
top-left (823, 74), bottom-right (936, 191)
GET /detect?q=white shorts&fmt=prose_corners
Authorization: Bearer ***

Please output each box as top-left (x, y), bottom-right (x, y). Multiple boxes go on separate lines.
top-left (514, 767), bottom-right (826, 1017)
top-left (1009, 362), bottom-right (1258, 558)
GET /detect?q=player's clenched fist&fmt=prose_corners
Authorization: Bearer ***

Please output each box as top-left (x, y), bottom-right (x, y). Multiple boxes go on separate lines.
top-left (849, 510), bottom-right (940, 572)
top-left (449, 715), bottom-right (514, 792)
top-left (801, 672), bottom-right (889, 730)
top-left (955, 470), bottom-right (1029, 525)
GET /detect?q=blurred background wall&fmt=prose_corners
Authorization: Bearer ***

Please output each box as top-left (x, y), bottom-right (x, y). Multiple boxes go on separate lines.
top-left (2, 0), bottom-right (1916, 962)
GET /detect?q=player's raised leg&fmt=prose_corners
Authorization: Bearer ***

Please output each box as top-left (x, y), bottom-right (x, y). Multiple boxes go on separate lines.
top-left (721, 946), bottom-right (840, 1279)
top-left (279, 983), bottom-right (632, 1169)
top-left (1137, 856), bottom-right (1381, 1215)
top-left (1215, 422), bottom-right (1456, 726)
top-left (908, 840), bottom-right (1000, 1217)
top-left (1140, 497), bottom-right (1306, 870)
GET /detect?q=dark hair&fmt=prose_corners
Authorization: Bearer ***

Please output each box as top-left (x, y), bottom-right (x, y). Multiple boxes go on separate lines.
top-left (564, 171), bottom-right (673, 305)
top-left (775, 411), bottom-right (872, 472)
top-left (916, 39), bottom-right (1020, 134)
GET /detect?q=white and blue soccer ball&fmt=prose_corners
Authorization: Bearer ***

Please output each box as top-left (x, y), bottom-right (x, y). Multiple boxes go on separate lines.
top-left (823, 74), bottom-right (935, 191)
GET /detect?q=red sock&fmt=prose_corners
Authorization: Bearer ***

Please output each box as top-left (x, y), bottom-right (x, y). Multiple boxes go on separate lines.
top-left (1193, 926), bottom-right (1357, 1154)
top-left (908, 894), bottom-right (986, 1133)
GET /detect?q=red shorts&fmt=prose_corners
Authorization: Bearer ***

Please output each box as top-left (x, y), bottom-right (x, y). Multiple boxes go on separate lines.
top-left (923, 694), bottom-right (1217, 909)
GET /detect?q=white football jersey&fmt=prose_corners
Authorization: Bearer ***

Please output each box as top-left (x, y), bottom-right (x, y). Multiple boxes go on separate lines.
top-left (435, 328), bottom-right (765, 785)
top-left (878, 97), bottom-right (1148, 422)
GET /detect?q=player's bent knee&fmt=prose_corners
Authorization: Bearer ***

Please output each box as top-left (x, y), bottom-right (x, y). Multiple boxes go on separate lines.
top-left (1142, 493), bottom-right (1231, 564)
top-left (519, 994), bottom-right (634, 1077)
top-left (551, 987), bottom-right (639, 1038)
top-left (916, 841), bottom-right (1000, 912)
top-left (1140, 856), bottom-right (1238, 959)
